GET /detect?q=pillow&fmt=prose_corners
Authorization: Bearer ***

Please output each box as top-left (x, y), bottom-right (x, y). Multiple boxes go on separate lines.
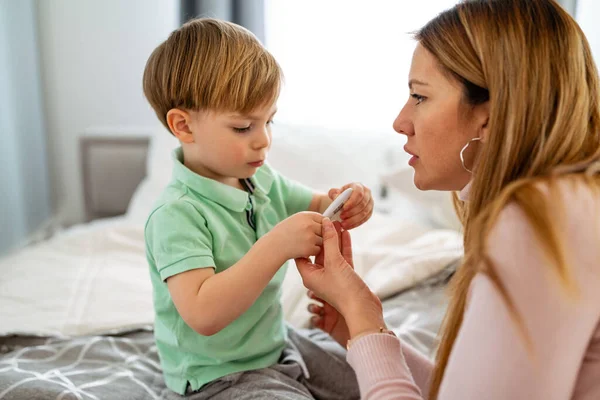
top-left (146, 126), bottom-right (179, 182)
top-left (126, 127), bottom-right (178, 223)
top-left (268, 122), bottom-right (407, 193)
top-left (380, 167), bottom-right (462, 231)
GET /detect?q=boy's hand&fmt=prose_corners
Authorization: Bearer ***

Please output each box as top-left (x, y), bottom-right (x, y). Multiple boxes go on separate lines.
top-left (269, 212), bottom-right (323, 261)
top-left (328, 183), bottom-right (373, 230)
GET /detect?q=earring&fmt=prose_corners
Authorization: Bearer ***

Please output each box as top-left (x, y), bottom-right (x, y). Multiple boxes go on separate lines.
top-left (460, 137), bottom-right (481, 173)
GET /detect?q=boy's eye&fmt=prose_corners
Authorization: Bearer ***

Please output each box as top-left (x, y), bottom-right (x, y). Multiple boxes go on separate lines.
top-left (410, 93), bottom-right (425, 105)
top-left (233, 126), bottom-right (251, 133)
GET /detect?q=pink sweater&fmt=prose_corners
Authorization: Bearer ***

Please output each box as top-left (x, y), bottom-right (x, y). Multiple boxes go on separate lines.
top-left (347, 181), bottom-right (600, 399)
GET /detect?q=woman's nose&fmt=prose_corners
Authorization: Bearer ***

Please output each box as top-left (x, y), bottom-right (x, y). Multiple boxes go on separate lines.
top-left (393, 104), bottom-right (414, 137)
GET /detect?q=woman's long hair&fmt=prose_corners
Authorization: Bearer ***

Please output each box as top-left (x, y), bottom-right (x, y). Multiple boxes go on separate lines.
top-left (416, 1), bottom-right (600, 397)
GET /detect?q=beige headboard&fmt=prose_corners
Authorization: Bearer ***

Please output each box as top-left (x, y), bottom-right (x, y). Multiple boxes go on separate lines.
top-left (80, 134), bottom-right (150, 221)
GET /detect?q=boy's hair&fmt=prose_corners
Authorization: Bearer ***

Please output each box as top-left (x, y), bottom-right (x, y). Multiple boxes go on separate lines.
top-left (143, 18), bottom-right (282, 132)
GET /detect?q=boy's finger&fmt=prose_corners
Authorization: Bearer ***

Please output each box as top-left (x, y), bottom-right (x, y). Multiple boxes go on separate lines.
top-left (340, 195), bottom-right (369, 219)
top-left (342, 186), bottom-right (364, 210)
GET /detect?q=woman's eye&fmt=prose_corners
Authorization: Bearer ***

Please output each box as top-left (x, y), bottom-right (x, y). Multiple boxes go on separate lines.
top-left (233, 126), bottom-right (251, 133)
top-left (410, 93), bottom-right (425, 105)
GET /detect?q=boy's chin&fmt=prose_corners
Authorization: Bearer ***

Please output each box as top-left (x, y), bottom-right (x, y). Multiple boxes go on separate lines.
top-left (234, 168), bottom-right (257, 180)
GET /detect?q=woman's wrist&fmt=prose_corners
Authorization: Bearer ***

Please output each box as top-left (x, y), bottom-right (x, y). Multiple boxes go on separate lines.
top-left (341, 290), bottom-right (386, 339)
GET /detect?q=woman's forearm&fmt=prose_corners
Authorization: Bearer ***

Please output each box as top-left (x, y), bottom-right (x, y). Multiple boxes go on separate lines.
top-left (342, 290), bottom-right (387, 339)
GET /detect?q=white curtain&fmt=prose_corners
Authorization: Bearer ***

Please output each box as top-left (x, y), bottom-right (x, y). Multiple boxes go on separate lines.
top-left (576, 0), bottom-right (599, 65)
top-left (0, 1), bottom-right (51, 254)
top-left (559, 0), bottom-right (578, 15)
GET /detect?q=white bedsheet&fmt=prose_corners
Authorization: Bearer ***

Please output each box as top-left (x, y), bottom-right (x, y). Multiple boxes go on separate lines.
top-left (0, 208), bottom-right (462, 337)
top-left (0, 218), bottom-right (152, 337)
top-left (0, 212), bottom-right (461, 337)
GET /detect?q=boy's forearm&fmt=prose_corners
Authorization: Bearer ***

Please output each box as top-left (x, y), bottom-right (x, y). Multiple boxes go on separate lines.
top-left (187, 234), bottom-right (285, 335)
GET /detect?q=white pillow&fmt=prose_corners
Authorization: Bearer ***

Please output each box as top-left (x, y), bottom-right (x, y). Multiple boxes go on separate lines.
top-left (146, 126), bottom-right (179, 182)
top-left (268, 122), bottom-right (407, 193)
top-left (126, 128), bottom-right (178, 223)
top-left (381, 167), bottom-right (462, 231)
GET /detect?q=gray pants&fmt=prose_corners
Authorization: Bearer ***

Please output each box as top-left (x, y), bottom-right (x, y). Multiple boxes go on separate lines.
top-left (162, 327), bottom-right (360, 400)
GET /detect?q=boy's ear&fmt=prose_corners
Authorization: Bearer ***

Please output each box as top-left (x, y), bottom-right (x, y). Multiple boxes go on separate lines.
top-left (166, 109), bottom-right (194, 144)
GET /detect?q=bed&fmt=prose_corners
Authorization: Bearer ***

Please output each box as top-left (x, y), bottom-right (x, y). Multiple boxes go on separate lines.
top-left (0, 123), bottom-right (462, 399)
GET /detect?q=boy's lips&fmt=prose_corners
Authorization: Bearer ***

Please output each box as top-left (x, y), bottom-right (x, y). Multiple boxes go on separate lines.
top-left (248, 160), bottom-right (264, 167)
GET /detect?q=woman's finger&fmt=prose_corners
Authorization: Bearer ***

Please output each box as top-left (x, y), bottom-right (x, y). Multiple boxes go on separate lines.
top-left (332, 221), bottom-right (344, 253)
top-left (311, 315), bottom-right (323, 329)
top-left (321, 218), bottom-right (343, 265)
top-left (294, 257), bottom-right (321, 276)
top-left (307, 303), bottom-right (324, 316)
top-left (340, 229), bottom-right (354, 268)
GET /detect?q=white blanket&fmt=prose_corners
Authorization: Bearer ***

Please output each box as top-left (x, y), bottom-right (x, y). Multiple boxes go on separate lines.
top-left (0, 213), bottom-right (462, 337)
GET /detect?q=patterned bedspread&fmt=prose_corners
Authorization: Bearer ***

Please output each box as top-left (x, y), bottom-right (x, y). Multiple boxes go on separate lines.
top-left (0, 267), bottom-right (451, 400)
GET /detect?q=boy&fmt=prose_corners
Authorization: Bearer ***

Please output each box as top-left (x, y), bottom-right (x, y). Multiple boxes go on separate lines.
top-left (143, 18), bottom-right (373, 399)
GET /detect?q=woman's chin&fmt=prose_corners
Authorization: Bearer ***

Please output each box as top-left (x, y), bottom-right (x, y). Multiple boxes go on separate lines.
top-left (413, 174), bottom-right (430, 191)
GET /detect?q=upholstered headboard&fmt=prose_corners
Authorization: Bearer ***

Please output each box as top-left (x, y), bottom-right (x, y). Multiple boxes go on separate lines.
top-left (80, 133), bottom-right (150, 221)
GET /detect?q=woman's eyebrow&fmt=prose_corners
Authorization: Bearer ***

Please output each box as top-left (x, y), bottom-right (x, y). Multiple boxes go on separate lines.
top-left (408, 79), bottom-right (429, 89)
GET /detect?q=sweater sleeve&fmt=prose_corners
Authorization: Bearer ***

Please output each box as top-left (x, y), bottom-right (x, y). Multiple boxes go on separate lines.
top-left (348, 195), bottom-right (600, 400)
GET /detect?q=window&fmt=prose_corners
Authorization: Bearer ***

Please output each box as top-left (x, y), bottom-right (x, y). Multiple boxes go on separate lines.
top-left (265, 1), bottom-right (459, 134)
top-left (576, 0), bottom-right (600, 65)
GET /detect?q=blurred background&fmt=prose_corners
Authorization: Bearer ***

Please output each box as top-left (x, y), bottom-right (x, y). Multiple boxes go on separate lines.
top-left (0, 0), bottom-right (596, 255)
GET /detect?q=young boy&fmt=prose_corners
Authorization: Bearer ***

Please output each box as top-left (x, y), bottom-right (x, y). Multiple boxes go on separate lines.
top-left (142, 18), bottom-right (374, 399)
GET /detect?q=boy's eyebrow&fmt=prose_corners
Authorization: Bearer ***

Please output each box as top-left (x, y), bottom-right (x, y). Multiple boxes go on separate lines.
top-left (408, 79), bottom-right (428, 89)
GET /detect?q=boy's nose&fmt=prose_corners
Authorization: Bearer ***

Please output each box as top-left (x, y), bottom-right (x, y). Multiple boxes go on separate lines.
top-left (253, 129), bottom-right (271, 149)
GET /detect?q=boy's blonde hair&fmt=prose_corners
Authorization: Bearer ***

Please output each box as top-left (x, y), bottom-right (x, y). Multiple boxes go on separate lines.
top-left (143, 18), bottom-right (282, 132)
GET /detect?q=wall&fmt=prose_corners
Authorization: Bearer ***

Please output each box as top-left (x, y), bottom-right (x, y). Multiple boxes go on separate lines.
top-left (36, 0), bottom-right (179, 225)
top-left (0, 0), bottom-right (51, 254)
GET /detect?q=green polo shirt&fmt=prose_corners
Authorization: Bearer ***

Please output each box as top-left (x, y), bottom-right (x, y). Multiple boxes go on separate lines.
top-left (145, 148), bottom-right (313, 394)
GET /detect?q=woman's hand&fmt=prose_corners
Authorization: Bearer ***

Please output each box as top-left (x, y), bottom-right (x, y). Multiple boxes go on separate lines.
top-left (295, 218), bottom-right (385, 338)
top-left (308, 291), bottom-right (351, 347)
top-left (306, 221), bottom-right (352, 346)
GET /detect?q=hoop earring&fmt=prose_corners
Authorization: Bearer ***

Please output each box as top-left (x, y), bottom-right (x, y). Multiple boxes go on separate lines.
top-left (460, 137), bottom-right (481, 173)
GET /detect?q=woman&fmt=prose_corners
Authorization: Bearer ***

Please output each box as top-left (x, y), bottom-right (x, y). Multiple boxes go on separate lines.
top-left (295, 0), bottom-right (600, 399)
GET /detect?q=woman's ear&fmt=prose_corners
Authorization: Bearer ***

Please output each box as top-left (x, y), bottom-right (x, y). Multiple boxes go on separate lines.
top-left (477, 101), bottom-right (490, 143)
top-left (166, 109), bottom-right (195, 144)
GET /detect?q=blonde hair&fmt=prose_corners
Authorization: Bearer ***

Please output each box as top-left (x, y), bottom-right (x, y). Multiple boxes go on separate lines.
top-left (143, 18), bottom-right (282, 132)
top-left (416, 0), bottom-right (600, 397)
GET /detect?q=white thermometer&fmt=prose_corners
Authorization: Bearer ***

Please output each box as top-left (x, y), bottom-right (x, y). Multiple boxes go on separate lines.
top-left (322, 188), bottom-right (353, 222)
